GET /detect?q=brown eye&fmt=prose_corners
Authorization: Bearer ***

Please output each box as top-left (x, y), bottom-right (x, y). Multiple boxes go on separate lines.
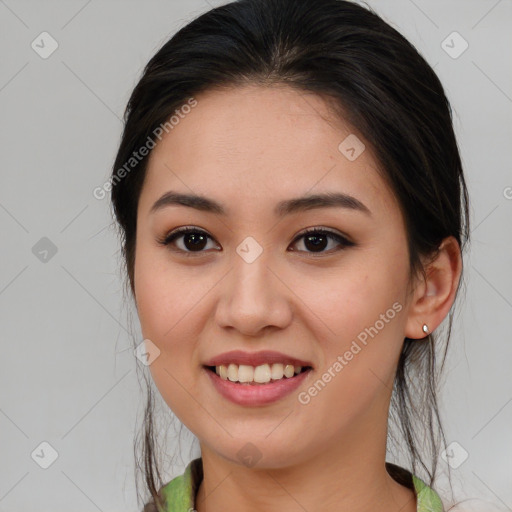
top-left (158, 227), bottom-right (220, 254)
top-left (157, 226), bottom-right (354, 256)
top-left (290, 228), bottom-right (354, 254)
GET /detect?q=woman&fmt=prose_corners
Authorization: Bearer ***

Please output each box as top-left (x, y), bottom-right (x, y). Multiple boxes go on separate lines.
top-left (110, 0), bottom-right (470, 510)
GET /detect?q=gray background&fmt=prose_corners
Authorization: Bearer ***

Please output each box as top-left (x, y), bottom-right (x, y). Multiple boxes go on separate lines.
top-left (0, 0), bottom-right (511, 511)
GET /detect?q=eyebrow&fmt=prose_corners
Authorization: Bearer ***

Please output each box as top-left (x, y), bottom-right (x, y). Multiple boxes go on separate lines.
top-left (150, 191), bottom-right (371, 217)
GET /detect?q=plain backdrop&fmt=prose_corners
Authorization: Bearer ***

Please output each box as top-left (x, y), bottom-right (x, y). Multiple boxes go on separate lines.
top-left (0, 0), bottom-right (511, 511)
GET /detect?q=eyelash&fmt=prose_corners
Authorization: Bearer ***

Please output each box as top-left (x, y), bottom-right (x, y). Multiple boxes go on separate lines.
top-left (157, 226), bottom-right (355, 256)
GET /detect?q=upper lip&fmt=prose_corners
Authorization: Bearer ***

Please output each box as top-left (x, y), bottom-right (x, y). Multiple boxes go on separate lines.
top-left (203, 350), bottom-right (313, 368)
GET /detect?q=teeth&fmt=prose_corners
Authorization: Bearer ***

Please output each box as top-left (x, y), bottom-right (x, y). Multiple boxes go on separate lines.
top-left (213, 363), bottom-right (307, 384)
top-left (227, 363), bottom-right (238, 382)
top-left (254, 363), bottom-right (271, 383)
top-left (238, 365), bottom-right (254, 383)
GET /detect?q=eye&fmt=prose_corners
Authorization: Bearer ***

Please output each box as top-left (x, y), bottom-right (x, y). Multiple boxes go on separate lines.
top-left (157, 226), bottom-right (354, 256)
top-left (289, 227), bottom-right (354, 254)
top-left (157, 226), bottom-right (220, 255)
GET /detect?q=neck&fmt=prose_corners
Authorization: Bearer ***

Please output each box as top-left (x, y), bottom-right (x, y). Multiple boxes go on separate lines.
top-left (195, 422), bottom-right (417, 512)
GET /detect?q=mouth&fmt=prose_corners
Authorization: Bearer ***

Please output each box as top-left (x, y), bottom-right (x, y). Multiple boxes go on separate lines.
top-left (203, 363), bottom-right (313, 385)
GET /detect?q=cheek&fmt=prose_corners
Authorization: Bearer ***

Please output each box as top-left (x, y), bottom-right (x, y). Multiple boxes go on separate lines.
top-left (134, 245), bottom-right (219, 414)
top-left (295, 262), bottom-right (406, 342)
top-left (134, 243), bottom-right (210, 341)
top-left (293, 254), bottom-right (408, 388)
top-left (293, 273), bottom-right (405, 431)
top-left (136, 266), bottom-right (204, 426)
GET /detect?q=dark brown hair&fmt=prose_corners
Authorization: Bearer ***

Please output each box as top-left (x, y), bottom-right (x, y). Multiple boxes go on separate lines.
top-left (110, 0), bottom-right (470, 509)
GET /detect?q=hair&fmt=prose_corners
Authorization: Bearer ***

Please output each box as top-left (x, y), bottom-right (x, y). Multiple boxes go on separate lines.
top-left (109, 0), bottom-right (471, 510)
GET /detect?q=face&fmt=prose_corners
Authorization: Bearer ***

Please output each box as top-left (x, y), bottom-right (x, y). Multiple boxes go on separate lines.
top-left (134, 84), bottom-right (417, 468)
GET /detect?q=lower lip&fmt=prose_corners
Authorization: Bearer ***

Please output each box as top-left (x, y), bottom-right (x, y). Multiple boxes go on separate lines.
top-left (204, 367), bottom-right (312, 406)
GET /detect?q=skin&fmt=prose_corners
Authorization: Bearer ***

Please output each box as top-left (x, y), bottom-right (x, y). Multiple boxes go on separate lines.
top-left (133, 84), bottom-right (462, 512)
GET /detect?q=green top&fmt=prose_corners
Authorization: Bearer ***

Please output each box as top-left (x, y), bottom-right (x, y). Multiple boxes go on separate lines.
top-left (156, 457), bottom-right (444, 512)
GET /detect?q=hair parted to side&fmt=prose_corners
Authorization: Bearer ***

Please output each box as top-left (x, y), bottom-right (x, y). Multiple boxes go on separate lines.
top-left (109, 0), bottom-right (470, 510)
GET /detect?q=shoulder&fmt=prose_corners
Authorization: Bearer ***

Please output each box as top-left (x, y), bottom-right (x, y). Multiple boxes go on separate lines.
top-left (412, 474), bottom-right (445, 512)
top-left (151, 458), bottom-right (203, 512)
top-left (386, 462), bottom-right (445, 512)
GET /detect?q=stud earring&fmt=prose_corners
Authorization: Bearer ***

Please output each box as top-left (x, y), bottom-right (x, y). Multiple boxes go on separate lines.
top-left (422, 324), bottom-right (429, 335)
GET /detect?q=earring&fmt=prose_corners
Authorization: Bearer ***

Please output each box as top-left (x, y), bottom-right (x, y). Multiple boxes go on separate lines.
top-left (422, 324), bottom-right (429, 335)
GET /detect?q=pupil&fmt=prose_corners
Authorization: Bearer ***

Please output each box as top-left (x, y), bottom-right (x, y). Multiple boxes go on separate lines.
top-left (305, 234), bottom-right (327, 252)
top-left (185, 233), bottom-right (207, 251)
top-left (182, 233), bottom-right (328, 252)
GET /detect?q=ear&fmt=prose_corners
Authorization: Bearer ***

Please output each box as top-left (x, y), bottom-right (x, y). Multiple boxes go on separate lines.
top-left (405, 236), bottom-right (463, 339)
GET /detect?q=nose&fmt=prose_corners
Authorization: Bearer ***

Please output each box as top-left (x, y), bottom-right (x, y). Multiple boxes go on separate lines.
top-left (214, 250), bottom-right (293, 337)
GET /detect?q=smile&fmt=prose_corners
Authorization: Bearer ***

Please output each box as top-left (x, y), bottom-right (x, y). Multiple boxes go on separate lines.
top-left (204, 364), bottom-right (313, 406)
top-left (206, 363), bottom-right (311, 384)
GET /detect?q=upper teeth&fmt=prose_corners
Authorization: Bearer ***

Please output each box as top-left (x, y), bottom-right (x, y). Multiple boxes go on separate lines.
top-left (215, 363), bottom-right (304, 383)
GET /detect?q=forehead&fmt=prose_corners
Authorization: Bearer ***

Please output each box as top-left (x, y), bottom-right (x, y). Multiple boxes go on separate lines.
top-left (140, 84), bottom-right (398, 219)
